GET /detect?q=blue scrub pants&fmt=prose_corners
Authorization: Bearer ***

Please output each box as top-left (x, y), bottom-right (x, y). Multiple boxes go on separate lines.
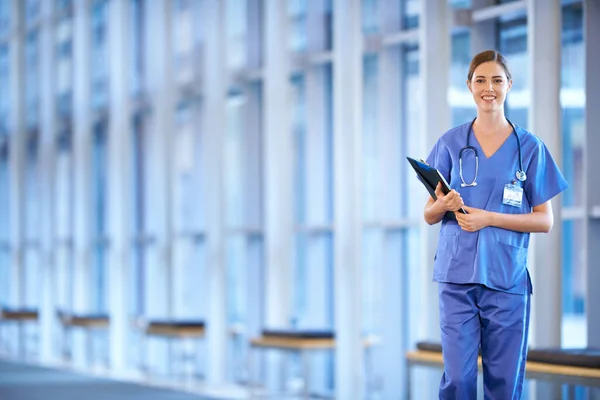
top-left (438, 281), bottom-right (531, 400)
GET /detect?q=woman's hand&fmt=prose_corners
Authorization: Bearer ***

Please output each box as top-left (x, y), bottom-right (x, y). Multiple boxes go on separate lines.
top-left (434, 182), bottom-right (464, 212)
top-left (455, 205), bottom-right (491, 232)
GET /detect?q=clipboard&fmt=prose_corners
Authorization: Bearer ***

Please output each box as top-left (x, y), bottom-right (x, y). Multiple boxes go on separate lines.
top-left (406, 156), bottom-right (467, 220)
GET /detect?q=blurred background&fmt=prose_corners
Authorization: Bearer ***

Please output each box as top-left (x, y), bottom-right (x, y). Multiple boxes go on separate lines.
top-left (0, 0), bottom-right (597, 399)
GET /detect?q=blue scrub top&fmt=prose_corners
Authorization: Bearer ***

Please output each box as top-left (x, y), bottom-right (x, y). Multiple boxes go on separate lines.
top-left (426, 122), bottom-right (569, 295)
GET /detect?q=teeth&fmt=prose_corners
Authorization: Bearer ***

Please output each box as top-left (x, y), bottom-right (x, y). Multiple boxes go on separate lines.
top-left (483, 96), bottom-right (495, 100)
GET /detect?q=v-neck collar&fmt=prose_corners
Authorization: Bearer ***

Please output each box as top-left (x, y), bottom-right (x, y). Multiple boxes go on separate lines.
top-left (471, 128), bottom-right (514, 160)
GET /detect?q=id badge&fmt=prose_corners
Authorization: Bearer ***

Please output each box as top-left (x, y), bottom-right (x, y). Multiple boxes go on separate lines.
top-left (503, 182), bottom-right (523, 207)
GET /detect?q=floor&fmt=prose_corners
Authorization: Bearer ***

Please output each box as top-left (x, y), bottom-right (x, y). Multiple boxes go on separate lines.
top-left (0, 359), bottom-right (219, 400)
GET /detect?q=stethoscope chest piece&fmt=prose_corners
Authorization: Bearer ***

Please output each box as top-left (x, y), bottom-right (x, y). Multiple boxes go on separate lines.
top-left (516, 170), bottom-right (527, 182)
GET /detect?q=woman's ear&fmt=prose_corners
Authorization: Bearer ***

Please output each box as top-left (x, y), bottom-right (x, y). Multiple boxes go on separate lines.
top-left (507, 79), bottom-right (513, 92)
top-left (466, 80), bottom-right (472, 92)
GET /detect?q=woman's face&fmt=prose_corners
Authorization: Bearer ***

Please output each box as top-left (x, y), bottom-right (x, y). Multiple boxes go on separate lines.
top-left (467, 61), bottom-right (512, 113)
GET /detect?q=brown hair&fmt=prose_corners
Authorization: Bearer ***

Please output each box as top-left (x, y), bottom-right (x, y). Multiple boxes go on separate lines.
top-left (467, 50), bottom-right (512, 81)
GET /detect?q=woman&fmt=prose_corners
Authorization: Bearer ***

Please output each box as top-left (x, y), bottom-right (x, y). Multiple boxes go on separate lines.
top-left (423, 50), bottom-right (568, 399)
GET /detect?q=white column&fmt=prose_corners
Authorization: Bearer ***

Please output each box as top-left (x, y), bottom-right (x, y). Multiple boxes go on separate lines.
top-left (527, 0), bottom-right (562, 349)
top-left (145, 0), bottom-right (173, 318)
top-left (333, 1), bottom-right (363, 398)
top-left (8, 0), bottom-right (24, 309)
top-left (38, 0), bottom-right (57, 363)
top-left (419, 0), bottom-right (450, 344)
top-left (203, 0), bottom-right (227, 385)
top-left (378, 46), bottom-right (404, 398)
top-left (71, 0), bottom-right (92, 367)
top-left (72, 0), bottom-right (91, 315)
top-left (107, 0), bottom-right (131, 372)
top-left (415, 1), bottom-right (450, 398)
top-left (263, 0), bottom-right (292, 330)
top-left (585, 0), bottom-right (600, 348)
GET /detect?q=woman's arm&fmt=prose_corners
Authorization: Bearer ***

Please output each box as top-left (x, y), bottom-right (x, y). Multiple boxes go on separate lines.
top-left (456, 201), bottom-right (554, 233)
top-left (424, 182), bottom-right (465, 225)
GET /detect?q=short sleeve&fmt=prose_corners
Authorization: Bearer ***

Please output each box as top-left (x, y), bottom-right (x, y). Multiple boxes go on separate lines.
top-left (524, 141), bottom-right (569, 208)
top-left (425, 138), bottom-right (452, 183)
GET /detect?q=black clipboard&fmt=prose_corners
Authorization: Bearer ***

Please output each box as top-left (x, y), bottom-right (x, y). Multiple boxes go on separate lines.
top-left (406, 157), bottom-right (467, 220)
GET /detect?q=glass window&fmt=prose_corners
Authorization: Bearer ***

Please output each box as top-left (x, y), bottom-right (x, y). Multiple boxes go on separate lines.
top-left (24, 135), bottom-right (39, 308)
top-left (362, 0), bottom-right (379, 34)
top-left (497, 17), bottom-right (528, 129)
top-left (173, 0), bottom-right (196, 85)
top-left (0, 147), bottom-right (9, 308)
top-left (91, 0), bottom-right (109, 110)
top-left (0, 0), bottom-right (10, 37)
top-left (289, 65), bottom-right (334, 392)
top-left (92, 121), bottom-right (108, 313)
top-left (362, 55), bottom-right (379, 222)
top-left (560, 2), bottom-right (586, 348)
top-left (0, 45), bottom-right (9, 135)
top-left (55, 0), bottom-right (73, 13)
top-left (402, 0), bottom-right (419, 30)
top-left (25, 136), bottom-right (39, 240)
top-left (55, 131), bottom-right (73, 310)
top-left (130, 113), bottom-right (146, 316)
top-left (223, 82), bottom-right (264, 382)
top-left (288, 0), bottom-right (307, 53)
top-left (129, 0), bottom-right (145, 97)
top-left (449, 30), bottom-right (476, 126)
top-left (25, 31), bottom-right (39, 129)
top-left (561, 2), bottom-right (585, 209)
top-left (402, 45), bottom-right (423, 219)
top-left (226, 0), bottom-right (248, 70)
top-left (25, 0), bottom-right (39, 25)
top-left (56, 15), bottom-right (73, 117)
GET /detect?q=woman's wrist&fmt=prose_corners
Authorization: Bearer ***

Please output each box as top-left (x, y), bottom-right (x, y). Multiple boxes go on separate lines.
top-left (487, 211), bottom-right (498, 228)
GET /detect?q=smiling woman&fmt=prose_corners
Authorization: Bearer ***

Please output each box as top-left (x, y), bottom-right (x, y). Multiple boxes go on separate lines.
top-left (423, 49), bottom-right (569, 399)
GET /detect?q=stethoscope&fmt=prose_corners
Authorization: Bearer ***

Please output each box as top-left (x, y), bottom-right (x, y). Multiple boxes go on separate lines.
top-left (459, 117), bottom-right (527, 187)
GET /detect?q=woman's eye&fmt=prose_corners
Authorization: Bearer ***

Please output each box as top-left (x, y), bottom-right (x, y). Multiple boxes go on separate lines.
top-left (476, 79), bottom-right (484, 83)
top-left (495, 79), bottom-right (503, 84)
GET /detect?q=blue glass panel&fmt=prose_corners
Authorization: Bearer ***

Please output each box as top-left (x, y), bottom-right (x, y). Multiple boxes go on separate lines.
top-left (560, 2), bottom-right (586, 349)
top-left (56, 0), bottom-right (73, 12)
top-left (91, 122), bottom-right (107, 312)
top-left (288, 0), bottom-right (307, 52)
top-left (0, 0), bottom-right (10, 37)
top-left (130, 0), bottom-right (145, 97)
top-left (226, 0), bottom-right (248, 69)
top-left (25, 31), bottom-right (39, 129)
top-left (402, 0), bottom-right (419, 30)
top-left (362, 0), bottom-right (379, 34)
top-left (401, 46), bottom-right (422, 218)
top-left (363, 55), bottom-right (379, 221)
top-left (131, 115), bottom-right (146, 315)
top-left (25, 0), bottom-right (39, 24)
top-left (450, 30), bottom-right (475, 127)
top-left (498, 18), bottom-right (528, 129)
top-left (91, 0), bottom-right (108, 109)
top-left (561, 3), bottom-right (585, 208)
top-left (55, 15), bottom-right (73, 117)
top-left (0, 45), bottom-right (9, 134)
top-left (291, 74), bottom-right (306, 225)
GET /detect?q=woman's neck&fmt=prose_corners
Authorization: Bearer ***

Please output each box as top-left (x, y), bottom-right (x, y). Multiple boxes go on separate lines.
top-left (474, 110), bottom-right (509, 136)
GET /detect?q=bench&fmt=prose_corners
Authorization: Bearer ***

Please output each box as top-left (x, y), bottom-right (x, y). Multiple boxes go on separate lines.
top-left (249, 329), bottom-right (379, 399)
top-left (56, 311), bottom-right (109, 367)
top-left (135, 318), bottom-right (205, 378)
top-left (407, 341), bottom-right (600, 391)
top-left (0, 307), bottom-right (39, 357)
